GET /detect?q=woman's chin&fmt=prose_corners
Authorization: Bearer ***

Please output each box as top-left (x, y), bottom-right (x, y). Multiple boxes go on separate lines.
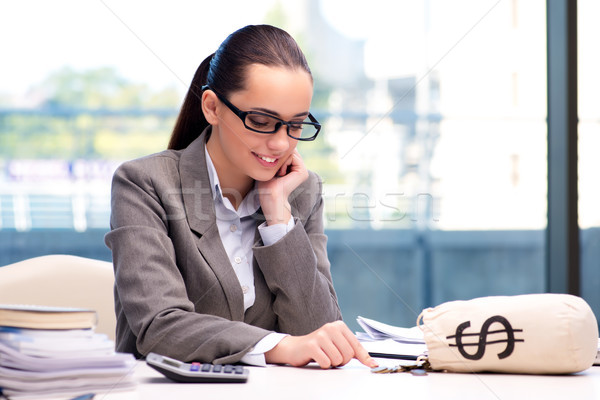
top-left (251, 170), bottom-right (278, 183)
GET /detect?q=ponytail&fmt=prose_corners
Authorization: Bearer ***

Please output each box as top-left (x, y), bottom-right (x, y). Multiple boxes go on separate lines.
top-left (167, 53), bottom-right (214, 150)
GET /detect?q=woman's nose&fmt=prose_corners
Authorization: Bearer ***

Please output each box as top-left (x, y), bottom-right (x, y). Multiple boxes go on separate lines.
top-left (266, 124), bottom-right (291, 152)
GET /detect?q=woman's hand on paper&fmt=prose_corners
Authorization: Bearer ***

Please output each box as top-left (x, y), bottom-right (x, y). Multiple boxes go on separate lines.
top-left (265, 320), bottom-right (378, 369)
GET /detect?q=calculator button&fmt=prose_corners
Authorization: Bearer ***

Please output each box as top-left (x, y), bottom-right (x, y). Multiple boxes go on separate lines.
top-left (146, 353), bottom-right (249, 383)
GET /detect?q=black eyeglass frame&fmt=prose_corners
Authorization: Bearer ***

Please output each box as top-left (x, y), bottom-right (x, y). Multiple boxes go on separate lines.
top-left (201, 85), bottom-right (321, 141)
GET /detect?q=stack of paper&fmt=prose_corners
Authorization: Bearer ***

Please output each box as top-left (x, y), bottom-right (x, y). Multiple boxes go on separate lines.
top-left (356, 316), bottom-right (427, 360)
top-left (0, 305), bottom-right (136, 399)
top-left (357, 316), bottom-right (425, 344)
top-left (0, 327), bottom-right (115, 358)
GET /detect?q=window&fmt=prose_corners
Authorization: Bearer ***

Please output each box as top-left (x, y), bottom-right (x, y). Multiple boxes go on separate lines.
top-left (1, 0), bottom-right (592, 332)
top-left (314, 0), bottom-right (547, 328)
top-left (578, 0), bottom-right (600, 322)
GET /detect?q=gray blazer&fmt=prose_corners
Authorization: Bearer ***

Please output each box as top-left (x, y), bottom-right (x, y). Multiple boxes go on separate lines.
top-left (105, 127), bottom-right (341, 364)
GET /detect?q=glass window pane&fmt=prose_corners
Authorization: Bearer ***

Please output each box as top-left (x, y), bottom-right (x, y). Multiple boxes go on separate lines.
top-left (312, 0), bottom-right (547, 329)
top-left (578, 0), bottom-right (600, 322)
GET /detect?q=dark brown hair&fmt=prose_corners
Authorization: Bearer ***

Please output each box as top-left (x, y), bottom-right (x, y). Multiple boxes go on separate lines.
top-left (167, 25), bottom-right (312, 150)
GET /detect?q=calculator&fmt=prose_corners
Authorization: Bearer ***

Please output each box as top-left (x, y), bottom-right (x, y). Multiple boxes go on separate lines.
top-left (146, 352), bottom-right (249, 383)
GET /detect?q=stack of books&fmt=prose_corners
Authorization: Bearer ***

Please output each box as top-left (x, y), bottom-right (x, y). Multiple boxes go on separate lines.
top-left (0, 304), bottom-right (136, 399)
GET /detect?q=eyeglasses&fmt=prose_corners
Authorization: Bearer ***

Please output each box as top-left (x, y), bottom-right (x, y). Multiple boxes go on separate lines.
top-left (201, 85), bottom-right (321, 141)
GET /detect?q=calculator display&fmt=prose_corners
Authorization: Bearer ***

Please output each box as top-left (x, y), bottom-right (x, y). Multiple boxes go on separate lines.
top-left (162, 358), bottom-right (181, 368)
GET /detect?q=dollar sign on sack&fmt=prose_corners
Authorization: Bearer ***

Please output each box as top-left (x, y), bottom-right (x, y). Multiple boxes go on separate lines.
top-left (446, 315), bottom-right (524, 360)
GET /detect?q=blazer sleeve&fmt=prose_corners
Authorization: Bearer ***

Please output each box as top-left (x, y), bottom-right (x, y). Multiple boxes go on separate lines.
top-left (105, 156), bottom-right (271, 364)
top-left (252, 171), bottom-right (342, 335)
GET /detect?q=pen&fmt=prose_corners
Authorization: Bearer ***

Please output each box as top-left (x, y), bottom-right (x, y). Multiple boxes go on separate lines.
top-left (368, 352), bottom-right (419, 361)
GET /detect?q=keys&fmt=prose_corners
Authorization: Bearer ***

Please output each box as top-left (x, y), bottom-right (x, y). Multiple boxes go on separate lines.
top-left (371, 359), bottom-right (433, 375)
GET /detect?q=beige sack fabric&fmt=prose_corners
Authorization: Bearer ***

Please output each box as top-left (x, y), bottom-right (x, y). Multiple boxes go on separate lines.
top-left (419, 294), bottom-right (598, 374)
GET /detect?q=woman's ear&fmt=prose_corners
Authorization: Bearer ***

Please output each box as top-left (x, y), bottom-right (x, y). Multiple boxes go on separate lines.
top-left (201, 90), bottom-right (219, 125)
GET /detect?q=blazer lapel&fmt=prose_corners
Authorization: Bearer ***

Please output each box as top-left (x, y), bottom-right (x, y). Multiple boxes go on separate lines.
top-left (179, 127), bottom-right (244, 321)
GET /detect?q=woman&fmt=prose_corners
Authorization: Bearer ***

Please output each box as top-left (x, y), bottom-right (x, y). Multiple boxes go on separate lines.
top-left (105, 24), bottom-right (376, 369)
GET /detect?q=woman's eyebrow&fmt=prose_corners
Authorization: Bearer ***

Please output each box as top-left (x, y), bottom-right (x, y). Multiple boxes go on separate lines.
top-left (251, 107), bottom-right (309, 118)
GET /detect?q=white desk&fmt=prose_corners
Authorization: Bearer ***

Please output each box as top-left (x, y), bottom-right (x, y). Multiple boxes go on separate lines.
top-left (103, 360), bottom-right (600, 400)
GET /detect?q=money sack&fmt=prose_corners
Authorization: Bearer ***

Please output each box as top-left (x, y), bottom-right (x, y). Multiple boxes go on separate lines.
top-left (419, 293), bottom-right (598, 374)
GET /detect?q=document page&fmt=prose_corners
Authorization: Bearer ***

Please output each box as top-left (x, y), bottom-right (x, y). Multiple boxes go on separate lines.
top-left (356, 316), bottom-right (427, 359)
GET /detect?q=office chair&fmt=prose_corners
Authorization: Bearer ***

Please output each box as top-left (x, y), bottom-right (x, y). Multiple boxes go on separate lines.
top-left (0, 254), bottom-right (116, 341)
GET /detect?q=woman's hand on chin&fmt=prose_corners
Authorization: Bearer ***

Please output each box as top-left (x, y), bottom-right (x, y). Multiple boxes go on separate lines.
top-left (258, 149), bottom-right (308, 226)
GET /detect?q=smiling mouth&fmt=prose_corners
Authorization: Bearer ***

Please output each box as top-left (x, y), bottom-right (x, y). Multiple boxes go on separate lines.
top-left (253, 152), bottom-right (278, 164)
